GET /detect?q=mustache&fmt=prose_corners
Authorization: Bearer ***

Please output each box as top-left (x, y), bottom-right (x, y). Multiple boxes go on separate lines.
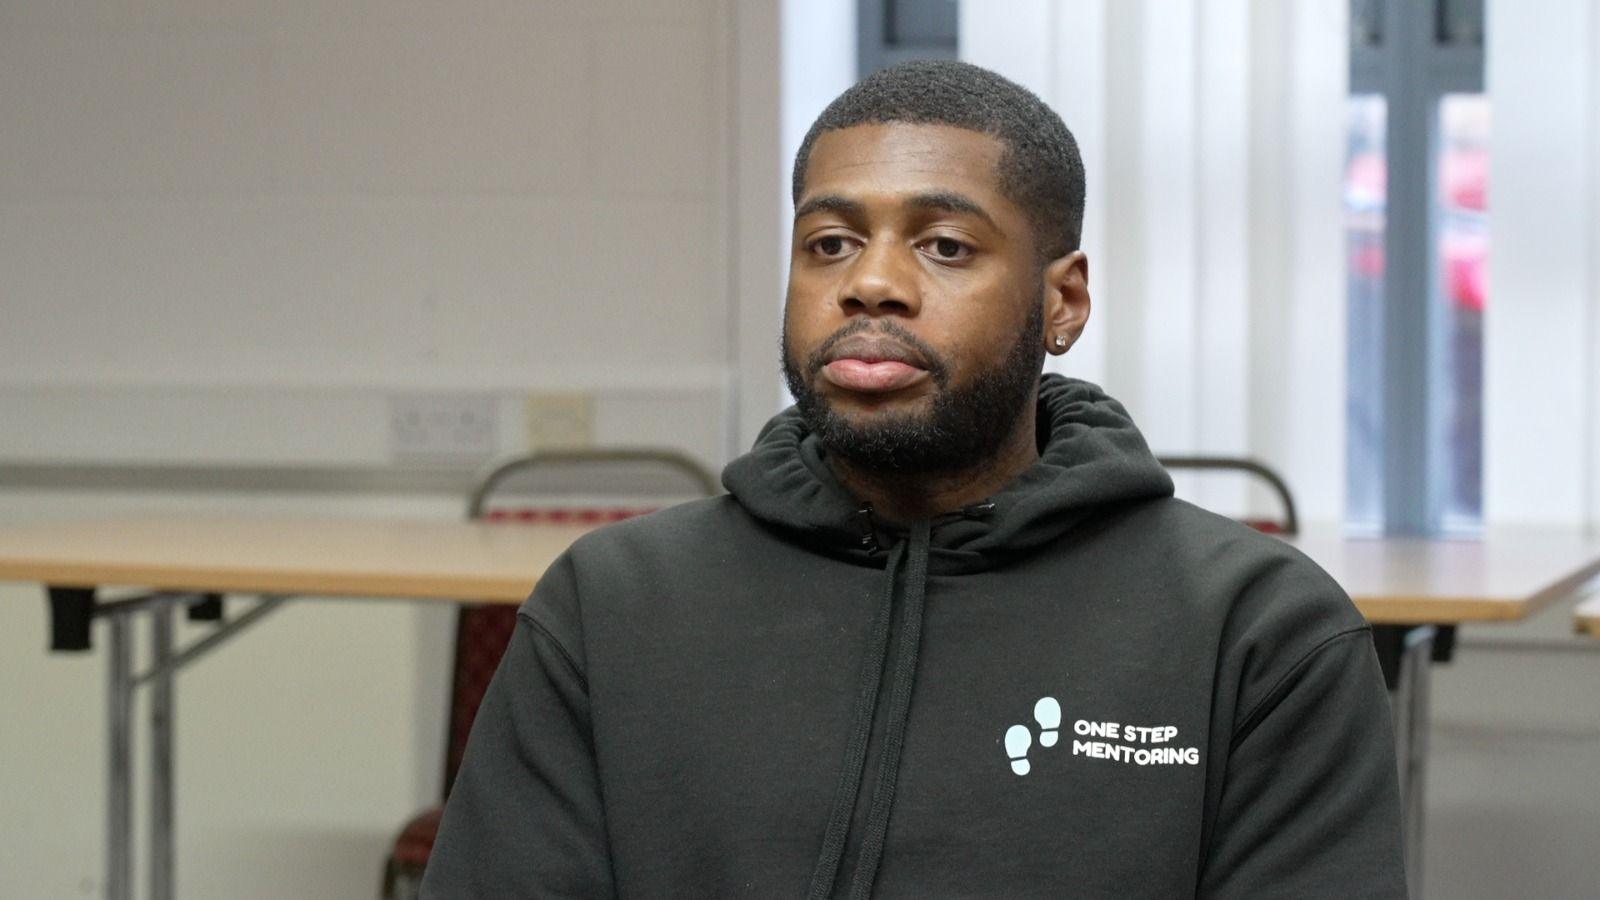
top-left (806, 319), bottom-right (951, 386)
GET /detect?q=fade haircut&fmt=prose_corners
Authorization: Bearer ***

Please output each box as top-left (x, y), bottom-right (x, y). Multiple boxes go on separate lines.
top-left (792, 59), bottom-right (1086, 260)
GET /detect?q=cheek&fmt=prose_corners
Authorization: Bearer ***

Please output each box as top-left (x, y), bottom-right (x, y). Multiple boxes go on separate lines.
top-left (781, 296), bottom-right (828, 363)
top-left (783, 280), bottom-right (837, 335)
top-left (786, 266), bottom-right (834, 311)
top-left (924, 283), bottom-right (1036, 370)
top-left (780, 296), bottom-right (806, 345)
top-left (928, 280), bottom-right (1027, 335)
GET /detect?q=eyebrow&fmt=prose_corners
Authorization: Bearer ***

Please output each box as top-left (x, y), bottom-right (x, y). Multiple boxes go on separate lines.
top-left (793, 190), bottom-right (998, 229)
top-left (793, 194), bottom-right (864, 221)
top-left (906, 190), bottom-right (997, 229)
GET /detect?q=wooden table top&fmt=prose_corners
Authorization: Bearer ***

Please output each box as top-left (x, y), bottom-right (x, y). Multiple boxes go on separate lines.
top-left (1576, 594), bottom-right (1600, 637)
top-left (1283, 527), bottom-right (1600, 625)
top-left (0, 516), bottom-right (597, 604)
top-left (2, 517), bottom-right (1598, 623)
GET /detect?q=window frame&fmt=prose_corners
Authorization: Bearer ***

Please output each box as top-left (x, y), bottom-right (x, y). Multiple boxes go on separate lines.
top-left (1349, 0), bottom-right (1485, 535)
top-left (858, 0), bottom-right (959, 77)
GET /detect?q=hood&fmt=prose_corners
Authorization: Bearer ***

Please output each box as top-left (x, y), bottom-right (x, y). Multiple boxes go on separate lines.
top-left (722, 374), bottom-right (1174, 575)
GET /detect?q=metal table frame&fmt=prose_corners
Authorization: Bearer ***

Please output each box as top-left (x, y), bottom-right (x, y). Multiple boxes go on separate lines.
top-left (1373, 623), bottom-right (1447, 898)
top-left (49, 587), bottom-right (289, 900)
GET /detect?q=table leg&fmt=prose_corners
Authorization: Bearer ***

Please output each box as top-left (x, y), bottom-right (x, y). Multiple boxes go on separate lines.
top-left (151, 599), bottom-right (177, 900)
top-left (59, 591), bottom-right (287, 900)
top-left (107, 613), bottom-right (134, 900)
top-left (1384, 624), bottom-right (1435, 899)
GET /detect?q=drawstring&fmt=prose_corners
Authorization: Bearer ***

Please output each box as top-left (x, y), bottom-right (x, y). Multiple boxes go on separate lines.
top-left (805, 517), bottom-right (935, 899)
top-left (846, 519), bottom-right (931, 899)
top-left (807, 535), bottom-right (906, 899)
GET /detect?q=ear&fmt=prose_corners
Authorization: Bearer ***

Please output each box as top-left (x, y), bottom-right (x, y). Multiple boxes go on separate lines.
top-left (1042, 250), bottom-right (1090, 356)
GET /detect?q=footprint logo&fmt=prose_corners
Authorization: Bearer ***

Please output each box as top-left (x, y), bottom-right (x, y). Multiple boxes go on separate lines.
top-left (1034, 697), bottom-right (1061, 748)
top-left (1005, 724), bottom-right (1033, 776)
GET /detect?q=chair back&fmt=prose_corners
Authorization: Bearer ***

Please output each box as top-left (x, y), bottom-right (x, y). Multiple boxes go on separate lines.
top-left (1156, 455), bottom-right (1299, 535)
top-left (467, 447), bottom-right (718, 519)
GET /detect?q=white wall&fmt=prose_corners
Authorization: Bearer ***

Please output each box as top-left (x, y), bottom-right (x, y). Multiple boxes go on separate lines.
top-left (731, 0), bottom-right (859, 452)
top-left (733, 1), bottom-right (788, 453)
top-left (0, 0), bottom-right (732, 469)
top-left (0, 1), bottom-right (745, 897)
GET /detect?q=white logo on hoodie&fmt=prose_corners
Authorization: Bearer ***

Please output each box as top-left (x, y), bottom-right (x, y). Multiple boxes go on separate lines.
top-left (1004, 698), bottom-right (1200, 774)
top-left (1004, 697), bottom-right (1060, 775)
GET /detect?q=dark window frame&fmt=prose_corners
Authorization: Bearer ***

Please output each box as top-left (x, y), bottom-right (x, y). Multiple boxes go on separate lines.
top-left (858, 0), bottom-right (959, 78)
top-left (1349, 0), bottom-right (1485, 535)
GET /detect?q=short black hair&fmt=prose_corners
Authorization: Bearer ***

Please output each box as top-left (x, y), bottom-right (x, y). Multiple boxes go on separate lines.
top-left (792, 59), bottom-right (1086, 260)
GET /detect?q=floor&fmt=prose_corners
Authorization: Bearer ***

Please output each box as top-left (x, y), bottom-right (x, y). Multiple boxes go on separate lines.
top-left (1422, 589), bottom-right (1600, 899)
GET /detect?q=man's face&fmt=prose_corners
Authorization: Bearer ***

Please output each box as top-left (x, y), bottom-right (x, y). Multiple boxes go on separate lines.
top-left (782, 123), bottom-right (1048, 474)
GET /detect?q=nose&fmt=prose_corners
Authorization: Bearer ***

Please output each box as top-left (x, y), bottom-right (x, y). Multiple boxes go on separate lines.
top-left (838, 240), bottom-right (920, 317)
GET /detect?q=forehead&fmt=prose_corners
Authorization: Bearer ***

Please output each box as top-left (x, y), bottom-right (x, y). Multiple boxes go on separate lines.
top-left (801, 123), bottom-right (1008, 205)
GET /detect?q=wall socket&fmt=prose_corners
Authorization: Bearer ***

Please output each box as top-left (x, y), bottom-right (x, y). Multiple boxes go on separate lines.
top-left (388, 392), bottom-right (499, 463)
top-left (526, 392), bottom-right (593, 450)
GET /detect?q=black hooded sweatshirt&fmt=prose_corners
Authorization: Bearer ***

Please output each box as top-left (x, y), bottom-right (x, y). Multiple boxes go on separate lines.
top-left (423, 376), bottom-right (1407, 898)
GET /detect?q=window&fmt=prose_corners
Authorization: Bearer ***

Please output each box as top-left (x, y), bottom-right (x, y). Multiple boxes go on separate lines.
top-left (1343, 94), bottom-right (1388, 527)
top-left (1346, 0), bottom-right (1486, 534)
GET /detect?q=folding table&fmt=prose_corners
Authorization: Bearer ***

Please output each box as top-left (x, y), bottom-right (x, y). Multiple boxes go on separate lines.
top-left (0, 515), bottom-right (592, 900)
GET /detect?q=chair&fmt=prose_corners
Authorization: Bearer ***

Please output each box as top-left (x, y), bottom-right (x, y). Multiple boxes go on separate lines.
top-left (1156, 455), bottom-right (1299, 535)
top-left (380, 448), bottom-right (717, 899)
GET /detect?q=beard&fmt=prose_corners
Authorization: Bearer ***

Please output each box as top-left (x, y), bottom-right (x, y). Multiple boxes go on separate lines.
top-left (781, 303), bottom-right (1045, 476)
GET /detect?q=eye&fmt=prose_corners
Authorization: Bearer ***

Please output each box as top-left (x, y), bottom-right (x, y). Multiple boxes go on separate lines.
top-left (921, 236), bottom-right (972, 261)
top-left (808, 234), bottom-right (856, 259)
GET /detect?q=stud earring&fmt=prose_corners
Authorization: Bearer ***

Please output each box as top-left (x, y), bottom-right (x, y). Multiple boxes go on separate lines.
top-left (1053, 335), bottom-right (1067, 349)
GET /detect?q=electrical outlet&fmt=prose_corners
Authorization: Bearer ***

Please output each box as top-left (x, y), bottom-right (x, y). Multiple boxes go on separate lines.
top-left (526, 392), bottom-right (593, 450)
top-left (388, 393), bottom-right (499, 462)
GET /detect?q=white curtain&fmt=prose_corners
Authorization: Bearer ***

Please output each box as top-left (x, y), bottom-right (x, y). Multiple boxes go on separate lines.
top-left (1485, 0), bottom-right (1600, 528)
top-left (962, 0), bottom-right (1349, 523)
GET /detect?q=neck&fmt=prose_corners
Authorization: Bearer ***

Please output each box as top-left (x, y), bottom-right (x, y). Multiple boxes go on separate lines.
top-left (828, 407), bottom-right (1040, 524)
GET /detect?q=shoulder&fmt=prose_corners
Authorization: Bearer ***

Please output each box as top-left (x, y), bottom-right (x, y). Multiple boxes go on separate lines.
top-left (1093, 500), bottom-right (1380, 747)
top-left (562, 494), bottom-right (749, 566)
top-left (1116, 497), bottom-right (1359, 614)
top-left (1103, 496), bottom-right (1370, 672)
top-left (517, 495), bottom-right (750, 646)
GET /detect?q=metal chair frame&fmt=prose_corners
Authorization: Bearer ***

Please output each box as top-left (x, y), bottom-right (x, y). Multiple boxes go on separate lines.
top-left (467, 447), bottom-right (718, 520)
top-left (1156, 455), bottom-right (1300, 536)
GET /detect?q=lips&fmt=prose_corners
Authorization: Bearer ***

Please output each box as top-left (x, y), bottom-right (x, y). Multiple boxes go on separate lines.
top-left (820, 336), bottom-right (931, 394)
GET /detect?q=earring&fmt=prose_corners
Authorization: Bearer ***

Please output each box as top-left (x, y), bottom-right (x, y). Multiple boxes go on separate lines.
top-left (1053, 335), bottom-right (1067, 349)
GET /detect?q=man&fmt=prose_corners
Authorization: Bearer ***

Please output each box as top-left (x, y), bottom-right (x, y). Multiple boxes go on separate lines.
top-left (424, 60), bottom-right (1405, 898)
